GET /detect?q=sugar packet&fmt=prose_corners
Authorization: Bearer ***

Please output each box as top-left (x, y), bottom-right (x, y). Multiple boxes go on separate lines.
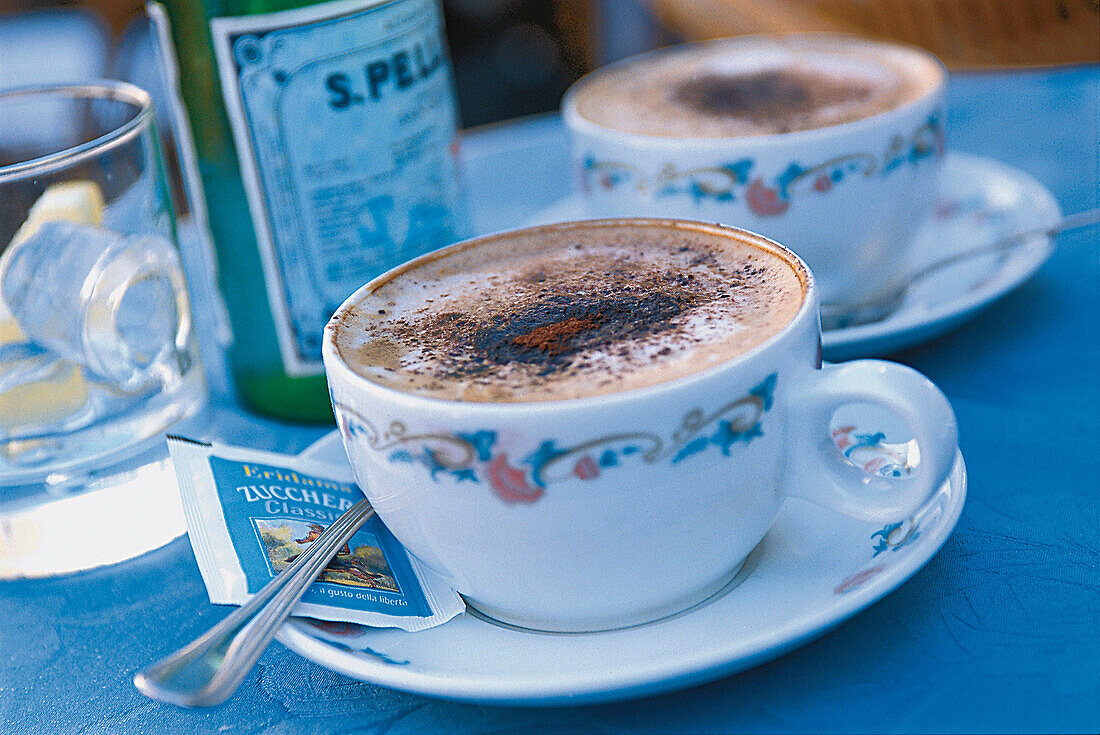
top-left (167, 436), bottom-right (465, 632)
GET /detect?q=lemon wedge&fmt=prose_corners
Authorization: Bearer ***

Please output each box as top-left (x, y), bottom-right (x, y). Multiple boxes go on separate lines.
top-left (0, 357), bottom-right (88, 436)
top-left (10, 180), bottom-right (105, 248)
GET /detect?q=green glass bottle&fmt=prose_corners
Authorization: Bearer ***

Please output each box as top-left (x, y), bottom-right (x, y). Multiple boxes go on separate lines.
top-left (152, 0), bottom-right (467, 421)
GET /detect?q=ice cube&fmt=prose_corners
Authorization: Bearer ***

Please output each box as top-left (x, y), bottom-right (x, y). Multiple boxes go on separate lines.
top-left (0, 220), bottom-right (189, 393)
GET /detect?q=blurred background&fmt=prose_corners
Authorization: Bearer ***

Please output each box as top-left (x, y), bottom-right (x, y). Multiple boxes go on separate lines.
top-left (0, 0), bottom-right (1096, 211)
top-left (1, 0), bottom-right (1096, 125)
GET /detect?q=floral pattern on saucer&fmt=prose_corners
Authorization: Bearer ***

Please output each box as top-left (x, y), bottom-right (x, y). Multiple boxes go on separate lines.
top-left (306, 621), bottom-right (407, 664)
top-left (835, 515), bottom-right (923, 596)
top-left (828, 426), bottom-right (950, 595)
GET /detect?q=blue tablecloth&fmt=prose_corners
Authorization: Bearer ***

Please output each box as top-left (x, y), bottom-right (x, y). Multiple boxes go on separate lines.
top-left (2, 66), bottom-right (1097, 734)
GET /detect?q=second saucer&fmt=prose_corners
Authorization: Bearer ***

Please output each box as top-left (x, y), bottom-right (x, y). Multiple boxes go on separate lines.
top-left (529, 153), bottom-right (1061, 360)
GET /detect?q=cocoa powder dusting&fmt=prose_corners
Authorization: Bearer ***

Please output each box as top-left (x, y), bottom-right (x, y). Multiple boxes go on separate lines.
top-left (672, 70), bottom-right (873, 127)
top-left (462, 284), bottom-right (691, 376)
top-left (513, 317), bottom-right (597, 354)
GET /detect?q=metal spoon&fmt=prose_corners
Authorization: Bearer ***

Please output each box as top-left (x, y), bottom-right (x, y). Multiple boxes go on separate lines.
top-left (820, 208), bottom-right (1100, 331)
top-left (134, 499), bottom-right (375, 707)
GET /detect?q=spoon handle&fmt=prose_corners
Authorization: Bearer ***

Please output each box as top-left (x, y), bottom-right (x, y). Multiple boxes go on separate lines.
top-left (822, 207), bottom-right (1100, 328)
top-left (905, 206), bottom-right (1100, 284)
top-left (134, 500), bottom-right (375, 707)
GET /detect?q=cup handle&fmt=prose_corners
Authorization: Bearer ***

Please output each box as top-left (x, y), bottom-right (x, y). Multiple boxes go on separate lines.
top-left (781, 360), bottom-right (958, 522)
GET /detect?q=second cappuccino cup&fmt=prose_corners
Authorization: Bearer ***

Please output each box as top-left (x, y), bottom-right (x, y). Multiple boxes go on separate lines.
top-left (562, 34), bottom-right (947, 308)
top-left (323, 219), bottom-right (958, 632)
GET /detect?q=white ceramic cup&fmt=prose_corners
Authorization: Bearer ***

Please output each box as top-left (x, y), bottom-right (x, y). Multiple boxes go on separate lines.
top-left (562, 35), bottom-right (947, 308)
top-left (323, 219), bottom-right (958, 632)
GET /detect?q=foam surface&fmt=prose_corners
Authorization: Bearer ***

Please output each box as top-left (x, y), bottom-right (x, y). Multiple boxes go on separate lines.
top-left (332, 222), bottom-right (804, 403)
top-left (572, 36), bottom-right (940, 138)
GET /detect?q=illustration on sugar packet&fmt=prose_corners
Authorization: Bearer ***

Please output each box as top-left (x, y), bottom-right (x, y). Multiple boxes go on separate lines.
top-left (167, 437), bottom-right (464, 632)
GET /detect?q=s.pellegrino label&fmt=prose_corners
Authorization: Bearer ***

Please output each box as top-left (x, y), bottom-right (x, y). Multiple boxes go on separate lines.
top-left (209, 0), bottom-right (467, 375)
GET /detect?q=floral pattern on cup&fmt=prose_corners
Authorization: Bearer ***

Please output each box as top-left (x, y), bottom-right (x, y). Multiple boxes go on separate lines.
top-left (581, 112), bottom-right (944, 217)
top-left (336, 374), bottom-right (776, 504)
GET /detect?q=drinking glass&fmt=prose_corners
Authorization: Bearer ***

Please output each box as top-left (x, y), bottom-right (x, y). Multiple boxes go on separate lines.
top-left (0, 82), bottom-right (207, 576)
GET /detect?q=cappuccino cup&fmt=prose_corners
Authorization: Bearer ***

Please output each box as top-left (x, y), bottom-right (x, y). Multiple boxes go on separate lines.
top-left (562, 35), bottom-right (947, 308)
top-left (323, 219), bottom-right (958, 632)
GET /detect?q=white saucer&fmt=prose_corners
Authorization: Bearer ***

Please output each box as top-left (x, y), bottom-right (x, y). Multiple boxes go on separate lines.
top-left (277, 418), bottom-right (967, 706)
top-left (527, 153), bottom-right (1062, 361)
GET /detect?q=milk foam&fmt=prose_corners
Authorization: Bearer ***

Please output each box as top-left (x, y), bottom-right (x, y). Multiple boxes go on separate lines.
top-left (332, 222), bottom-right (804, 403)
top-left (572, 36), bottom-right (941, 138)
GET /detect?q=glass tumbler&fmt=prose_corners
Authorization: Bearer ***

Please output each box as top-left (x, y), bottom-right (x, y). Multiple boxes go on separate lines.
top-left (0, 82), bottom-right (207, 575)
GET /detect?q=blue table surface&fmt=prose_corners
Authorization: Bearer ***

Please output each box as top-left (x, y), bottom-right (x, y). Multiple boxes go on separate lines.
top-left (2, 66), bottom-right (1098, 734)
